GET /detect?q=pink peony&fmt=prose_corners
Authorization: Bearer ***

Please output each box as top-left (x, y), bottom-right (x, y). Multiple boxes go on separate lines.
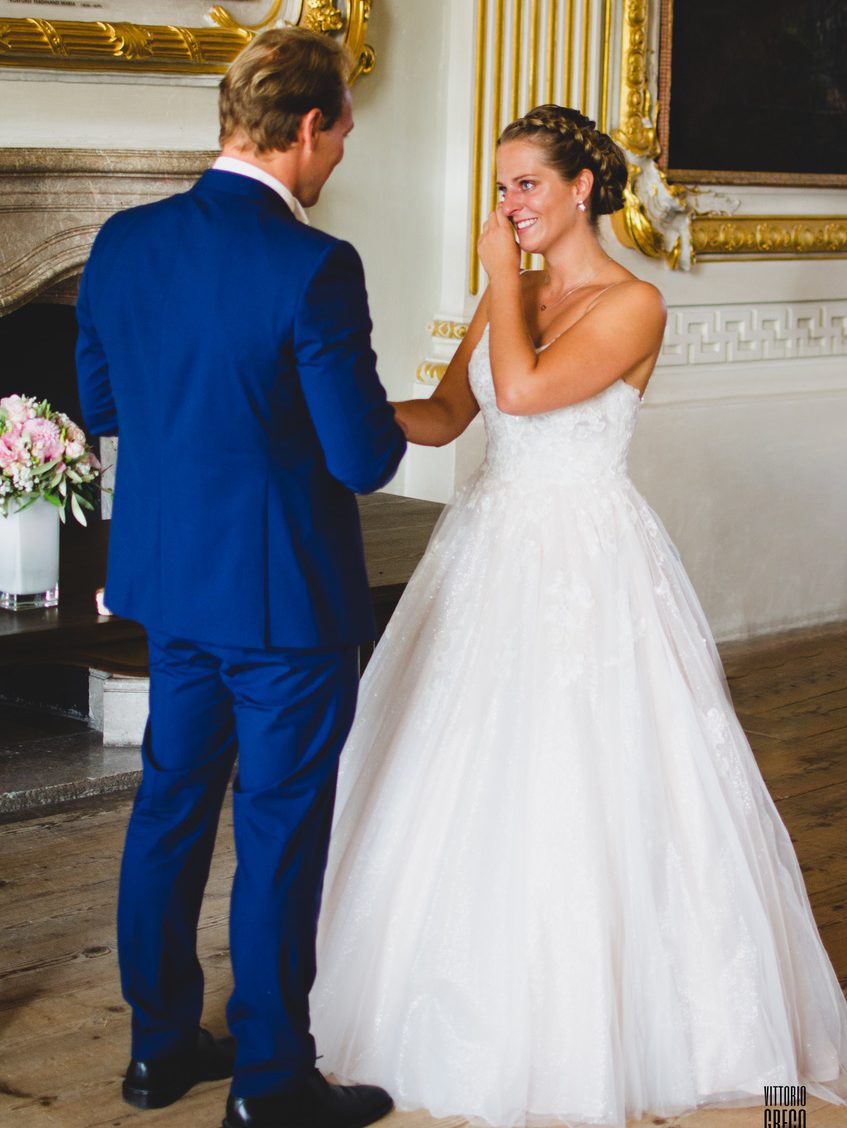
top-left (0, 395), bottom-right (101, 523)
top-left (1, 395), bottom-right (34, 425)
top-left (64, 438), bottom-right (85, 461)
top-left (0, 434), bottom-right (18, 468)
top-left (23, 417), bottom-right (64, 463)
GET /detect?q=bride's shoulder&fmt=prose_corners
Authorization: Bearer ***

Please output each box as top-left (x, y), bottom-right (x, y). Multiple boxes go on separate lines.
top-left (603, 274), bottom-right (666, 320)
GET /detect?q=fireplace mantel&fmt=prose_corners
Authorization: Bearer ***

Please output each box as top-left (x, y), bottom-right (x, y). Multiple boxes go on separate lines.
top-left (0, 148), bottom-right (215, 315)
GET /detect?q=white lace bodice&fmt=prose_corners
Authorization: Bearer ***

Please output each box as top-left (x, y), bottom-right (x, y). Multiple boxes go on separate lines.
top-left (469, 325), bottom-right (640, 486)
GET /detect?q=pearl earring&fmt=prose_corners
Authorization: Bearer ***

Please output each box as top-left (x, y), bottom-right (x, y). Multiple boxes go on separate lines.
top-left (577, 200), bottom-right (587, 212)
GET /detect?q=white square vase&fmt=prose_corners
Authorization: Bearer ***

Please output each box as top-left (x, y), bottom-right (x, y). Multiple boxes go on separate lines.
top-left (0, 496), bottom-right (60, 610)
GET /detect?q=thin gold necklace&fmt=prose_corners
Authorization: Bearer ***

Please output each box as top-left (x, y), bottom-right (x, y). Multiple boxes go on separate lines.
top-left (539, 262), bottom-right (606, 311)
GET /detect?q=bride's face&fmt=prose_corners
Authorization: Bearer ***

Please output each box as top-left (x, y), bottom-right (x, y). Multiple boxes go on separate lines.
top-left (495, 139), bottom-right (577, 254)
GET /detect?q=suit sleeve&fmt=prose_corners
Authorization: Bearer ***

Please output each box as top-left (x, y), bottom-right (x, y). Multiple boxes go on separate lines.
top-left (293, 240), bottom-right (406, 494)
top-left (75, 251), bottom-right (119, 437)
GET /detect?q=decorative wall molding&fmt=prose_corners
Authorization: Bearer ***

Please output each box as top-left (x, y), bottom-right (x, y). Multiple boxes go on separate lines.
top-left (414, 300), bottom-right (847, 392)
top-left (610, 0), bottom-right (847, 268)
top-left (416, 361), bottom-right (448, 385)
top-left (469, 0), bottom-right (616, 293)
top-left (427, 319), bottom-right (467, 341)
top-left (691, 217), bottom-right (847, 259)
top-left (0, 148), bottom-right (213, 314)
top-left (0, 1), bottom-right (375, 81)
top-left (417, 312), bottom-right (471, 386)
top-left (657, 301), bottom-right (847, 368)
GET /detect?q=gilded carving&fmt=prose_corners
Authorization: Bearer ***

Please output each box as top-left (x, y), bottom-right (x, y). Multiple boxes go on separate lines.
top-left (416, 362), bottom-right (448, 384)
top-left (612, 1), bottom-right (693, 268)
top-left (0, 2), bottom-right (374, 79)
top-left (612, 0), bottom-right (846, 265)
top-left (428, 320), bottom-right (468, 341)
top-left (691, 217), bottom-right (847, 258)
top-left (302, 0), bottom-right (344, 34)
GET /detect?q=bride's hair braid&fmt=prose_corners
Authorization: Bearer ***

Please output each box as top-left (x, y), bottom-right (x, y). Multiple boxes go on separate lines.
top-left (498, 104), bottom-right (627, 222)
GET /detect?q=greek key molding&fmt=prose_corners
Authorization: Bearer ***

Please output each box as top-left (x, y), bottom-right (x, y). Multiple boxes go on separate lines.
top-left (428, 319), bottom-right (468, 341)
top-left (658, 301), bottom-right (847, 367)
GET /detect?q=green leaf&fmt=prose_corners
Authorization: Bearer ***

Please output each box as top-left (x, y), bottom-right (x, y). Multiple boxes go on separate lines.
top-left (70, 491), bottom-right (87, 526)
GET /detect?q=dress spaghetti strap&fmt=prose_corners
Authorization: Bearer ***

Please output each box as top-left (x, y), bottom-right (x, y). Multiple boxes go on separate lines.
top-left (536, 280), bottom-right (628, 352)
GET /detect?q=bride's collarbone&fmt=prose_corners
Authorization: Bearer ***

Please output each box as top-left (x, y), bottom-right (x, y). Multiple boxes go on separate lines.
top-left (526, 280), bottom-right (622, 350)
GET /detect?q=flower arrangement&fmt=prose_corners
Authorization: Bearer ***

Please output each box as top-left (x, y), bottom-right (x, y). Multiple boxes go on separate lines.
top-left (0, 395), bottom-right (102, 525)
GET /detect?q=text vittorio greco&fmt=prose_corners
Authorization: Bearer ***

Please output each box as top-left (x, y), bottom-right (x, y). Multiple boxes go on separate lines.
top-left (763, 1086), bottom-right (807, 1126)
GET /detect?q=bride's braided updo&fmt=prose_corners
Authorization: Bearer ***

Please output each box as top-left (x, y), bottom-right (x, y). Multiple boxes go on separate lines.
top-left (498, 105), bottom-right (627, 222)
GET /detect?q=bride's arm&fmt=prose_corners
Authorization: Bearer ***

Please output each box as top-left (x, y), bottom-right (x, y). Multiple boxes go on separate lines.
top-left (479, 208), bottom-right (666, 415)
top-left (391, 293), bottom-right (488, 447)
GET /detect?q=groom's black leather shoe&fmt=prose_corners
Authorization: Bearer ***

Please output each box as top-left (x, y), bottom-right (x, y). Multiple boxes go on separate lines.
top-left (122, 1027), bottom-right (236, 1109)
top-left (223, 1070), bottom-right (394, 1128)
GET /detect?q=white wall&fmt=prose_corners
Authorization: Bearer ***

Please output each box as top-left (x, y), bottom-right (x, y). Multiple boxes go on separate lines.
top-left (613, 225), bottom-right (847, 640)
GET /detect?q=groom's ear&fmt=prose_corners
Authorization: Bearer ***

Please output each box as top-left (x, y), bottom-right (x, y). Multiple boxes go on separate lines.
top-left (299, 108), bottom-right (323, 153)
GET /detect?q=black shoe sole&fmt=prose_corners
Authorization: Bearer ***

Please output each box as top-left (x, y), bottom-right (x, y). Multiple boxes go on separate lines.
top-left (123, 1078), bottom-right (195, 1109)
top-left (123, 1065), bottom-right (234, 1109)
top-left (221, 1094), bottom-right (394, 1128)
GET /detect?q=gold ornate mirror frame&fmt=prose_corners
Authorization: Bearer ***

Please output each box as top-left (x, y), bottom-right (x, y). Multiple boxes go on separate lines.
top-left (611, 0), bottom-right (846, 267)
top-left (0, 1), bottom-right (374, 80)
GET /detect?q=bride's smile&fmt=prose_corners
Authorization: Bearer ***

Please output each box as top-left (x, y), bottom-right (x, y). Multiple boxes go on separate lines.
top-left (496, 137), bottom-right (584, 254)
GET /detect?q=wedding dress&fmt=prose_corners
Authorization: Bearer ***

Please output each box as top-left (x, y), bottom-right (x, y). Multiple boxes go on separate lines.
top-left (310, 326), bottom-right (847, 1127)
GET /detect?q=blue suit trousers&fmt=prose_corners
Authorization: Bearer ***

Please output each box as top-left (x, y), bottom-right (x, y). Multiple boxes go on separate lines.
top-left (117, 632), bottom-right (359, 1097)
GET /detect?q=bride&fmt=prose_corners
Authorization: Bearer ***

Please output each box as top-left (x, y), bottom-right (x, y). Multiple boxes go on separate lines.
top-left (310, 106), bottom-right (847, 1127)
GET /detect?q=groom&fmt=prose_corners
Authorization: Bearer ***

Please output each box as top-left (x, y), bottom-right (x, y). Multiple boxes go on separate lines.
top-left (76, 27), bottom-right (405, 1128)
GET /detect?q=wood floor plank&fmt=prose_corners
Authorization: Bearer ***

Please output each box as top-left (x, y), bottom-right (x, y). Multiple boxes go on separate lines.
top-left (737, 707), bottom-right (847, 743)
top-left (773, 779), bottom-right (847, 897)
top-left (745, 732), bottom-right (847, 801)
top-left (1, 626), bottom-right (846, 1127)
top-left (726, 659), bottom-right (847, 712)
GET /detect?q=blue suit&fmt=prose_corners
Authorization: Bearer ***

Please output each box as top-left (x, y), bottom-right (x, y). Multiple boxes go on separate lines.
top-left (76, 169), bottom-right (406, 1097)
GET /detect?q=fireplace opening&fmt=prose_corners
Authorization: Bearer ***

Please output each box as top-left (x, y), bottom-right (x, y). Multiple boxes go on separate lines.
top-left (0, 292), bottom-right (129, 722)
top-left (1, 297), bottom-right (85, 423)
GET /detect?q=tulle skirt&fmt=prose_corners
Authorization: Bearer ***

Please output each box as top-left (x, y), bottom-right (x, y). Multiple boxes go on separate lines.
top-left (311, 467), bottom-right (847, 1126)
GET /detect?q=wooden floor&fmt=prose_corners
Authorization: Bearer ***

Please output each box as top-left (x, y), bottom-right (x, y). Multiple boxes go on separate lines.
top-left (2, 624), bottom-right (847, 1128)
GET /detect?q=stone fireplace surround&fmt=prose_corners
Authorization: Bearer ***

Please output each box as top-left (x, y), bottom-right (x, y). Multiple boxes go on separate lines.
top-left (0, 147), bottom-right (216, 314)
top-left (1, 148), bottom-right (217, 751)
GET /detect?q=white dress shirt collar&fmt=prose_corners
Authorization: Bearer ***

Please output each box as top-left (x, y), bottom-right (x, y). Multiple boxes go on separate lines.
top-left (212, 155), bottom-right (310, 225)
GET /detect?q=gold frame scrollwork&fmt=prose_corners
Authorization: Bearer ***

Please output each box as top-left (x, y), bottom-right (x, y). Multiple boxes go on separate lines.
top-left (0, 1), bottom-right (375, 80)
top-left (610, 0), bottom-right (846, 266)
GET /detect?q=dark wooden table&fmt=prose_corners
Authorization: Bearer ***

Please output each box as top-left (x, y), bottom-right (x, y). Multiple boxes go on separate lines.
top-left (0, 493), bottom-right (443, 674)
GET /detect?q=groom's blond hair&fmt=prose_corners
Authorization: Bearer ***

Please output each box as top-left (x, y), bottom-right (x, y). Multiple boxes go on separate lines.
top-left (219, 27), bottom-right (351, 153)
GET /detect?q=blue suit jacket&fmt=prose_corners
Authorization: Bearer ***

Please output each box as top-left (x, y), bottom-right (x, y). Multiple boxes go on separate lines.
top-left (76, 170), bottom-right (406, 649)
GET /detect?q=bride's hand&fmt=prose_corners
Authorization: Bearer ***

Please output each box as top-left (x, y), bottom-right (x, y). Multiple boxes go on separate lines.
top-left (478, 206), bottom-right (520, 279)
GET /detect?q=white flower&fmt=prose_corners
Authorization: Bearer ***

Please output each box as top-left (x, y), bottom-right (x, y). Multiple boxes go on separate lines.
top-left (0, 394), bottom-right (35, 425)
